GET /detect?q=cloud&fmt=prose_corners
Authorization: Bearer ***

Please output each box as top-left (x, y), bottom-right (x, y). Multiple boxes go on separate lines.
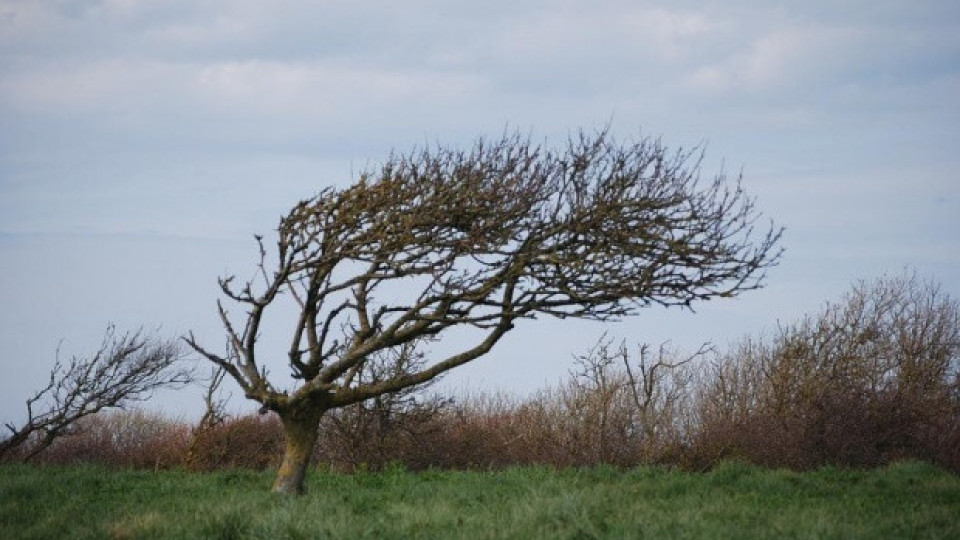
top-left (492, 5), bottom-right (718, 64)
top-left (0, 59), bottom-right (188, 114)
top-left (2, 0), bottom-right (956, 181)
top-left (681, 4), bottom-right (960, 97)
top-left (1, 0), bottom-right (955, 152)
top-left (2, 1), bottom-right (725, 110)
top-left (192, 60), bottom-right (483, 118)
top-left (683, 24), bottom-right (862, 93)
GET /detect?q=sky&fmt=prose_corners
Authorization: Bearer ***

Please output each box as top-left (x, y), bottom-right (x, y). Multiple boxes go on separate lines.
top-left (1, 0), bottom-right (958, 422)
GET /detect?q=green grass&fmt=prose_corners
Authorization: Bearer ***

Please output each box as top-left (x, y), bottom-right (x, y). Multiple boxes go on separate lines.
top-left (1, 461), bottom-right (957, 539)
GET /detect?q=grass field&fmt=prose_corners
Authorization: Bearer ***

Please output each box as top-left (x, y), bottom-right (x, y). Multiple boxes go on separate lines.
top-left (1, 461), bottom-right (958, 539)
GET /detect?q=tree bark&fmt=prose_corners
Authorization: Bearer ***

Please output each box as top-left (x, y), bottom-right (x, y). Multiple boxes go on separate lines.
top-left (272, 407), bottom-right (323, 495)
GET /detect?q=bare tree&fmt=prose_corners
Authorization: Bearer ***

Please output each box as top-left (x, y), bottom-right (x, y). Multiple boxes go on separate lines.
top-left (186, 128), bottom-right (782, 493)
top-left (564, 335), bottom-right (708, 464)
top-left (197, 366), bottom-right (230, 432)
top-left (1, 326), bottom-right (192, 462)
top-left (622, 341), bottom-right (710, 451)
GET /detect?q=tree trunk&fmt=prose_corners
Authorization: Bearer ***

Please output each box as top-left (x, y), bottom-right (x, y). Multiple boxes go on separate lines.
top-left (272, 407), bottom-right (323, 495)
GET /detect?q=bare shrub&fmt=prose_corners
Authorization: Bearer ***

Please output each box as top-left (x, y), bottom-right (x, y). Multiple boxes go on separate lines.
top-left (309, 341), bottom-right (452, 471)
top-left (33, 410), bottom-right (191, 469)
top-left (185, 366), bottom-right (231, 468)
top-left (691, 273), bottom-right (960, 470)
top-left (420, 391), bottom-right (569, 469)
top-left (558, 337), bottom-right (704, 466)
top-left (186, 414), bottom-right (284, 471)
top-left (314, 394), bottom-right (451, 472)
top-left (397, 338), bottom-right (703, 471)
top-left (184, 367), bottom-right (284, 472)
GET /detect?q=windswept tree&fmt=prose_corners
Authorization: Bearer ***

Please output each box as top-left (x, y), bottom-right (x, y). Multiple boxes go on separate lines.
top-left (186, 129), bottom-right (782, 494)
top-left (1, 326), bottom-right (192, 462)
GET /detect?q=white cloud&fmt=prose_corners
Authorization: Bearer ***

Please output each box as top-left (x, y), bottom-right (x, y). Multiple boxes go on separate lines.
top-left (0, 55), bottom-right (483, 142)
top-left (143, 14), bottom-right (252, 50)
top-left (684, 25), bottom-right (863, 93)
top-left (192, 60), bottom-right (482, 118)
top-left (0, 59), bottom-right (190, 113)
top-left (485, 5), bottom-right (722, 90)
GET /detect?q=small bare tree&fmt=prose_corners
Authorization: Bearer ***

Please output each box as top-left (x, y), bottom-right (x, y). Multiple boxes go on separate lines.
top-left (1, 326), bottom-right (192, 462)
top-left (623, 341), bottom-right (709, 451)
top-left (564, 338), bottom-right (627, 463)
top-left (197, 366), bottom-right (231, 432)
top-left (564, 335), bottom-right (708, 464)
top-left (186, 128), bottom-right (782, 493)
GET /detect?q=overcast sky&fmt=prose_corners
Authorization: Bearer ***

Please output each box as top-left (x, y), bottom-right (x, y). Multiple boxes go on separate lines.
top-left (2, 0), bottom-right (958, 421)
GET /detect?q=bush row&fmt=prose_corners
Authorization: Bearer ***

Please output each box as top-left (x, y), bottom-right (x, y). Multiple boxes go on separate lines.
top-left (8, 274), bottom-right (959, 473)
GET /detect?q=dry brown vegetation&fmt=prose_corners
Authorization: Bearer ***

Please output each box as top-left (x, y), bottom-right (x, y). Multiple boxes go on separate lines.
top-left (6, 273), bottom-right (958, 474)
top-left (691, 273), bottom-right (960, 471)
